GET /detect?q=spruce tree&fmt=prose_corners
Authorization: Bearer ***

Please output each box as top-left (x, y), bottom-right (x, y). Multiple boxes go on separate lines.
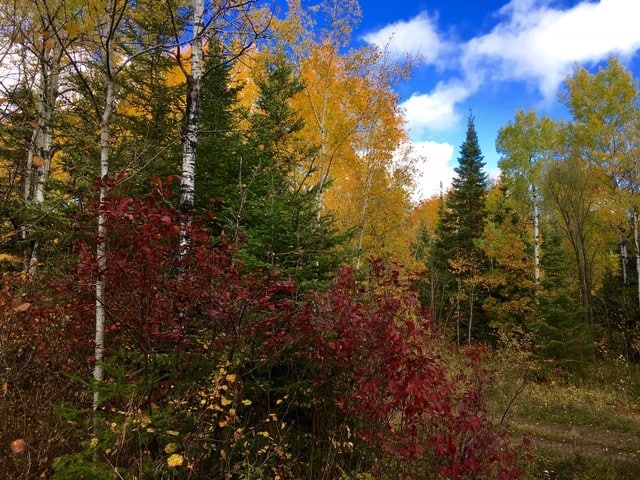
top-left (196, 54), bottom-right (344, 291)
top-left (429, 114), bottom-right (489, 341)
top-left (195, 42), bottom-right (243, 213)
top-left (239, 56), bottom-right (345, 290)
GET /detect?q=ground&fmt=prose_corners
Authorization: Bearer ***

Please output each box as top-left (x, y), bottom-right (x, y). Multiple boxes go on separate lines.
top-left (488, 355), bottom-right (640, 479)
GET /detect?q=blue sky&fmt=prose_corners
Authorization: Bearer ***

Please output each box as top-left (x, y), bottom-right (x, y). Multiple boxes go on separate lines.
top-left (348, 0), bottom-right (640, 200)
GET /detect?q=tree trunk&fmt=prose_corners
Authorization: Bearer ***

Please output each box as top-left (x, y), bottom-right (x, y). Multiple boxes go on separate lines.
top-left (23, 38), bottom-right (63, 273)
top-left (178, 0), bottom-right (204, 255)
top-left (633, 209), bottom-right (640, 309)
top-left (93, 0), bottom-right (120, 414)
top-left (532, 184), bottom-right (541, 286)
top-left (620, 230), bottom-right (629, 285)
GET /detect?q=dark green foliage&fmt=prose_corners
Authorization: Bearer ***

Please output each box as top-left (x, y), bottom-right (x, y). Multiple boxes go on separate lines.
top-left (428, 115), bottom-right (490, 338)
top-left (197, 54), bottom-right (345, 290)
top-left (596, 268), bottom-right (640, 362)
top-left (445, 114), bottom-right (489, 253)
top-left (533, 226), bottom-right (595, 373)
top-left (194, 42), bottom-right (244, 213)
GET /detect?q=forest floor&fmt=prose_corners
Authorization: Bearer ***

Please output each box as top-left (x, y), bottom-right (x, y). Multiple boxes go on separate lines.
top-left (488, 354), bottom-right (640, 479)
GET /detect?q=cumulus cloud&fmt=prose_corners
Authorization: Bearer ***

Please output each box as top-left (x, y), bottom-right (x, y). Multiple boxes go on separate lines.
top-left (464, 0), bottom-right (640, 98)
top-left (405, 141), bottom-right (456, 202)
top-left (400, 80), bottom-right (474, 135)
top-left (361, 12), bottom-right (451, 65)
top-left (364, 1), bottom-right (640, 138)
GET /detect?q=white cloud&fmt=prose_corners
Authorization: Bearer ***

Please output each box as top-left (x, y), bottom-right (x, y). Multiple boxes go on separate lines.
top-left (464, 0), bottom-right (640, 98)
top-left (400, 80), bottom-right (474, 136)
top-left (405, 141), bottom-right (456, 202)
top-left (361, 12), bottom-right (450, 65)
top-left (365, 1), bottom-right (640, 140)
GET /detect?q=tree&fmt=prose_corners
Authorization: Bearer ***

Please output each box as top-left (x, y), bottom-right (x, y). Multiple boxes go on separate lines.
top-left (269, 0), bottom-right (362, 212)
top-left (0, 0), bottom-right (79, 272)
top-left (562, 58), bottom-right (640, 309)
top-left (431, 114), bottom-right (489, 342)
top-left (496, 109), bottom-right (558, 287)
top-left (174, 0), bottom-right (266, 255)
top-left (481, 185), bottom-right (539, 333)
top-left (543, 143), bottom-right (604, 325)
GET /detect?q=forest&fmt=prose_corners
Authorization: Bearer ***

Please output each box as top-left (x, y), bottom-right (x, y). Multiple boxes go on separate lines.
top-left (1, 0), bottom-right (639, 479)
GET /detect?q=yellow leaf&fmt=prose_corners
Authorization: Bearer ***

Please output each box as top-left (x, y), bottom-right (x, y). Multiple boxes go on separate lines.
top-left (167, 453), bottom-right (184, 468)
top-left (241, 399), bottom-right (252, 406)
top-left (220, 396), bottom-right (232, 407)
top-left (164, 443), bottom-right (178, 454)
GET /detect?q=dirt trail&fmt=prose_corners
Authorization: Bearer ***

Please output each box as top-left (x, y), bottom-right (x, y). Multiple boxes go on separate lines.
top-left (512, 420), bottom-right (640, 462)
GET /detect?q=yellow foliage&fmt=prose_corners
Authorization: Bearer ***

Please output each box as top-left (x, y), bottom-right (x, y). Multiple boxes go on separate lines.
top-left (167, 453), bottom-right (184, 467)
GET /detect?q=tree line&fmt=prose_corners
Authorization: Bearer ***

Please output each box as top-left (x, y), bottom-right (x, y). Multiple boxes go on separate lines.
top-left (417, 57), bottom-right (640, 366)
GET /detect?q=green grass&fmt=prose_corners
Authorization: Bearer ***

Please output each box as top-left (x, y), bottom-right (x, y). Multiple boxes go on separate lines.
top-left (487, 353), bottom-right (640, 479)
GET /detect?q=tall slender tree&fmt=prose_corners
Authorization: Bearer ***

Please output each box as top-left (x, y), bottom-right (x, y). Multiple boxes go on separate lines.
top-left (496, 109), bottom-right (558, 287)
top-left (430, 114), bottom-right (489, 342)
top-left (562, 58), bottom-right (640, 309)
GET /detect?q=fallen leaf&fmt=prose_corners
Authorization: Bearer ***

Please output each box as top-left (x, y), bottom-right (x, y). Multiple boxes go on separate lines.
top-left (13, 303), bottom-right (31, 313)
top-left (10, 439), bottom-right (26, 454)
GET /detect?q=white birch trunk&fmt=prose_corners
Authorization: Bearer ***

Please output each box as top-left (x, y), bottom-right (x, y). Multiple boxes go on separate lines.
top-left (178, 0), bottom-right (204, 254)
top-left (532, 184), bottom-right (541, 285)
top-left (93, 77), bottom-right (115, 412)
top-left (620, 233), bottom-right (629, 286)
top-left (23, 39), bottom-right (63, 273)
top-left (93, 0), bottom-right (119, 413)
top-left (633, 209), bottom-right (640, 309)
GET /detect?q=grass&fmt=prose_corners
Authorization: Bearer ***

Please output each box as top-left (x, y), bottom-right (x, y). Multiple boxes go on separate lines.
top-left (487, 351), bottom-right (640, 479)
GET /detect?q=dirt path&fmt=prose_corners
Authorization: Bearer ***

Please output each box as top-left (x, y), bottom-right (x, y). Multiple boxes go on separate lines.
top-left (512, 420), bottom-right (640, 462)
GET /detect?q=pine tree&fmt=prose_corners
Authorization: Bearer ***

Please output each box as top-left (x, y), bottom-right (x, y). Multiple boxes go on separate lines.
top-left (196, 54), bottom-right (345, 291)
top-left (429, 114), bottom-right (489, 341)
top-left (195, 42), bottom-right (244, 214)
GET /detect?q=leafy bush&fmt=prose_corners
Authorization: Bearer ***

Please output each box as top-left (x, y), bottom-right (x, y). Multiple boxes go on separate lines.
top-left (3, 187), bottom-right (525, 479)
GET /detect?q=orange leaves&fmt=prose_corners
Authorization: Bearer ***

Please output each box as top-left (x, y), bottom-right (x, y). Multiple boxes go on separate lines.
top-left (31, 155), bottom-right (45, 168)
top-left (10, 438), bottom-right (26, 454)
top-left (13, 302), bottom-right (31, 313)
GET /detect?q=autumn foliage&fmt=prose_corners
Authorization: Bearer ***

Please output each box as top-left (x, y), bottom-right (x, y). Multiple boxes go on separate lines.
top-left (0, 187), bottom-right (524, 478)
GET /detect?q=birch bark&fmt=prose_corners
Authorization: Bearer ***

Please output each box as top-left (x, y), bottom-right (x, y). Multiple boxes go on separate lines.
top-left (92, 0), bottom-right (124, 413)
top-left (178, 0), bottom-right (204, 255)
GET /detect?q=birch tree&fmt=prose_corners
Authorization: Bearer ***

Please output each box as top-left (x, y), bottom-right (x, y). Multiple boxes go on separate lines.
top-left (544, 146), bottom-right (603, 325)
top-left (53, 0), bottom-right (160, 411)
top-left (496, 109), bottom-right (558, 287)
top-left (173, 0), bottom-right (267, 253)
top-left (269, 0), bottom-right (362, 213)
top-left (562, 58), bottom-right (640, 308)
top-left (0, 0), bottom-right (79, 272)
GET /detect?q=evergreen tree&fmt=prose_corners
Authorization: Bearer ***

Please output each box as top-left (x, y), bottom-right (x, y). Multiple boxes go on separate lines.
top-left (429, 114), bottom-right (489, 341)
top-left (240, 56), bottom-right (346, 290)
top-left (445, 114), bottom-right (489, 251)
top-left (195, 42), bottom-right (244, 213)
top-left (196, 53), bottom-right (345, 291)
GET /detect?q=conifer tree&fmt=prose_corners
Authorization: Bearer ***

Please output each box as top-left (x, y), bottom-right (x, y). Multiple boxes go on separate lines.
top-left (197, 54), bottom-right (345, 291)
top-left (430, 114), bottom-right (489, 341)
